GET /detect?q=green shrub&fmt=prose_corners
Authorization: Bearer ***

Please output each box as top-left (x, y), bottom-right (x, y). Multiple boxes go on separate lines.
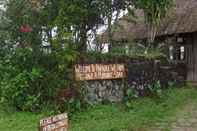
top-left (1, 69), bottom-right (40, 111)
top-left (1, 68), bottom-right (67, 111)
top-left (63, 98), bottom-right (82, 114)
top-left (123, 83), bottom-right (139, 109)
top-left (147, 81), bottom-right (162, 98)
top-left (85, 41), bottom-right (167, 63)
top-left (168, 81), bottom-right (177, 88)
top-left (124, 81), bottom-right (163, 109)
top-left (0, 48), bottom-right (77, 112)
top-left (56, 84), bottom-right (89, 115)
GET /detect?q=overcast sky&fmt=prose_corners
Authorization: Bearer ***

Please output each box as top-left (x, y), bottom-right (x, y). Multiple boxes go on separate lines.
top-left (0, 0), bottom-right (6, 10)
top-left (97, 10), bottom-right (128, 35)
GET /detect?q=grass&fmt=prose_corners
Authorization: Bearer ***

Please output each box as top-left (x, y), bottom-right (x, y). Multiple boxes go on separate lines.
top-left (1, 87), bottom-right (197, 131)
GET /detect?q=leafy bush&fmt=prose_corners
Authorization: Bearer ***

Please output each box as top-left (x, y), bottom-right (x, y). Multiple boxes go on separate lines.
top-left (124, 87), bottom-right (139, 108)
top-left (0, 47), bottom-right (78, 112)
top-left (168, 81), bottom-right (177, 88)
top-left (1, 69), bottom-right (41, 111)
top-left (86, 41), bottom-right (166, 63)
top-left (147, 81), bottom-right (162, 98)
top-left (127, 42), bottom-right (166, 58)
top-left (124, 81), bottom-right (163, 108)
top-left (63, 97), bottom-right (82, 114)
top-left (55, 85), bottom-right (89, 115)
top-left (109, 46), bottom-right (129, 56)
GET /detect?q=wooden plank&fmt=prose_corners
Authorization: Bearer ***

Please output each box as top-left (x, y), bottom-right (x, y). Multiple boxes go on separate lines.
top-left (193, 33), bottom-right (197, 81)
top-left (75, 64), bottom-right (126, 81)
top-left (39, 113), bottom-right (68, 131)
top-left (186, 34), bottom-right (194, 81)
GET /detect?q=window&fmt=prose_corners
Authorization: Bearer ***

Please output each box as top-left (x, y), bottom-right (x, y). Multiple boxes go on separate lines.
top-left (180, 46), bottom-right (185, 60)
top-left (169, 45), bottom-right (174, 60)
top-left (169, 45), bottom-right (185, 61)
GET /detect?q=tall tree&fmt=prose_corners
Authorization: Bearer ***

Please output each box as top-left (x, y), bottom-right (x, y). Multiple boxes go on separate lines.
top-left (134, 0), bottom-right (174, 43)
top-left (1, 0), bottom-right (173, 52)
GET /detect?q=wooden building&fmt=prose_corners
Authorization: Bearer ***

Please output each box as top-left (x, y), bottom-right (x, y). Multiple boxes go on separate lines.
top-left (100, 0), bottom-right (197, 82)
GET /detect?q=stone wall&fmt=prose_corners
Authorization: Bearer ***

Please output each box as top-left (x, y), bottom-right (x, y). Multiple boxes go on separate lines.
top-left (127, 60), bottom-right (186, 96)
top-left (80, 58), bottom-right (186, 103)
top-left (83, 80), bottom-right (124, 103)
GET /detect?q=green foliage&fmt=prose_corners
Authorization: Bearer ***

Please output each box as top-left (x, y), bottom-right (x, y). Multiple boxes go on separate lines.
top-left (63, 98), bottom-right (82, 114)
top-left (109, 46), bottom-right (129, 56)
top-left (0, 0), bottom-right (175, 113)
top-left (1, 69), bottom-right (43, 111)
top-left (124, 87), bottom-right (138, 108)
top-left (88, 42), bottom-right (166, 60)
top-left (1, 87), bottom-right (197, 131)
top-left (124, 81), bottom-right (162, 109)
top-left (124, 81), bottom-right (164, 109)
top-left (0, 0), bottom-right (81, 112)
top-left (147, 81), bottom-right (162, 98)
top-left (0, 47), bottom-right (77, 111)
top-left (134, 0), bottom-right (174, 42)
top-left (168, 81), bottom-right (177, 88)
top-left (128, 42), bottom-right (166, 58)
top-left (134, 0), bottom-right (174, 26)
top-left (57, 85), bottom-right (89, 115)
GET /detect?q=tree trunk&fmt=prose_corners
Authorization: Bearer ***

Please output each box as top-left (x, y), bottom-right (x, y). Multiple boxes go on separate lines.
top-left (108, 12), bottom-right (113, 51)
top-left (78, 24), bottom-right (87, 52)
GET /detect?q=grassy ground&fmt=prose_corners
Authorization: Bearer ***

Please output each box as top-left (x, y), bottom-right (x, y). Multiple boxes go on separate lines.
top-left (0, 87), bottom-right (197, 131)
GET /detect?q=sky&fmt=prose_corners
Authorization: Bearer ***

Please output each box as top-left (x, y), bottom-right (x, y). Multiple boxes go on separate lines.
top-left (87, 10), bottom-right (128, 51)
top-left (97, 10), bottom-right (128, 35)
top-left (0, 0), bottom-right (6, 10)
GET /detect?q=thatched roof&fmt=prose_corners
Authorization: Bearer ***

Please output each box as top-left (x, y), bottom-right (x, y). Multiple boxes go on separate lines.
top-left (100, 0), bottom-right (197, 43)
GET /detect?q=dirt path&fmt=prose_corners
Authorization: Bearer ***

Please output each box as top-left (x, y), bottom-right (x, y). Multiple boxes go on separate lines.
top-left (151, 103), bottom-right (197, 131)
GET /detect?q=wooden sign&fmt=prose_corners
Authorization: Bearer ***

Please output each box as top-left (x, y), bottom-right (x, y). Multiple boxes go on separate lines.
top-left (39, 113), bottom-right (68, 131)
top-left (75, 64), bottom-right (126, 81)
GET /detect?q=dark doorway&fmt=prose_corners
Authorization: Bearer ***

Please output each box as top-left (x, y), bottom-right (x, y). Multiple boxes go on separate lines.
top-left (186, 33), bottom-right (197, 82)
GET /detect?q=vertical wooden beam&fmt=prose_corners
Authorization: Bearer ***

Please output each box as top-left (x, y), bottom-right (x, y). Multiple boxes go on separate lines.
top-left (193, 33), bottom-right (197, 82)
